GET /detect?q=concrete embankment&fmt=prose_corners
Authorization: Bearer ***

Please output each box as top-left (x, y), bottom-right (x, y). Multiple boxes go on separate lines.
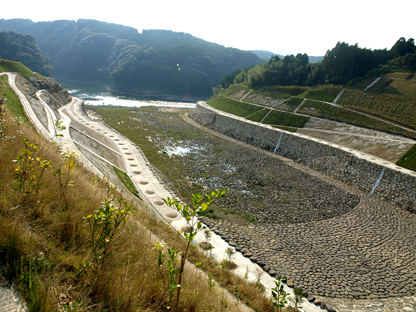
top-left (190, 102), bottom-right (416, 212)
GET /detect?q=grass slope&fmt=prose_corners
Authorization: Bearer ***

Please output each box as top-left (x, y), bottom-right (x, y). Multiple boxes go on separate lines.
top-left (0, 75), bottom-right (26, 119)
top-left (208, 96), bottom-right (308, 128)
top-left (338, 89), bottom-right (416, 130)
top-left (262, 110), bottom-right (309, 128)
top-left (299, 100), bottom-right (416, 139)
top-left (396, 144), bottom-right (416, 171)
top-left (0, 59), bottom-right (44, 80)
top-left (113, 166), bottom-right (140, 198)
top-left (208, 96), bottom-right (264, 118)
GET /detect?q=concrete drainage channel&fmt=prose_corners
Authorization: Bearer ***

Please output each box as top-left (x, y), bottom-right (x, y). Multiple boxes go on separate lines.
top-left (5, 72), bottom-right (328, 312)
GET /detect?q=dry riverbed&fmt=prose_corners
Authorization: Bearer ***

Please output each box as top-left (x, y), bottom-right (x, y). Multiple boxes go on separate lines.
top-left (90, 106), bottom-right (416, 302)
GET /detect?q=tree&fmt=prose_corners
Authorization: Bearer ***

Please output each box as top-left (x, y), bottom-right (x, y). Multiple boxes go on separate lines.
top-left (163, 189), bottom-right (227, 312)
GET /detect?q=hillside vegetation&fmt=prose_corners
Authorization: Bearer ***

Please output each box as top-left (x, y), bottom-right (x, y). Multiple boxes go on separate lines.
top-left (0, 31), bottom-right (54, 76)
top-left (0, 59), bottom-right (45, 80)
top-left (218, 37), bottom-right (416, 90)
top-left (0, 19), bottom-right (263, 97)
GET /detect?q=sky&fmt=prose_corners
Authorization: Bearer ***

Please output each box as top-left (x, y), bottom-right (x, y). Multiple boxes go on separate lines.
top-left (1, 0), bottom-right (415, 56)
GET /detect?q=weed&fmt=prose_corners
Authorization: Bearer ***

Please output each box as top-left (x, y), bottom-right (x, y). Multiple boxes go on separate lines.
top-left (207, 272), bottom-right (216, 290)
top-left (271, 277), bottom-right (289, 312)
top-left (0, 95), bottom-right (7, 138)
top-left (54, 150), bottom-right (78, 209)
top-left (83, 197), bottom-right (132, 272)
top-left (163, 189), bottom-right (227, 312)
top-left (113, 166), bottom-right (140, 197)
top-left (224, 247), bottom-right (236, 269)
top-left (291, 288), bottom-right (304, 311)
top-left (13, 137), bottom-right (52, 198)
top-left (54, 119), bottom-right (66, 137)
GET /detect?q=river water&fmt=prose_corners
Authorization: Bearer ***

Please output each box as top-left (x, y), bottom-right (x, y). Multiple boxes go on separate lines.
top-left (56, 79), bottom-right (197, 109)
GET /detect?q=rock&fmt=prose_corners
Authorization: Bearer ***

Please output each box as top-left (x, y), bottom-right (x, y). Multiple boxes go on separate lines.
top-left (307, 295), bottom-right (315, 302)
top-left (327, 305), bottom-right (336, 312)
top-left (287, 280), bottom-right (294, 288)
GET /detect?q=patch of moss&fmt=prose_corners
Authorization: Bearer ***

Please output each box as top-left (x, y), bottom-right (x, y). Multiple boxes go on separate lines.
top-left (396, 144), bottom-right (416, 172)
top-left (113, 166), bottom-right (140, 198)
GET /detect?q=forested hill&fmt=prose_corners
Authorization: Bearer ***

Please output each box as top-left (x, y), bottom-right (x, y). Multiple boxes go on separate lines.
top-left (0, 31), bottom-right (54, 76)
top-left (219, 38), bottom-right (416, 89)
top-left (0, 18), bottom-right (263, 97)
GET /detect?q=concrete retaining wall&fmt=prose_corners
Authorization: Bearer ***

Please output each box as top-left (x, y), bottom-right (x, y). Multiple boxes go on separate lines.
top-left (191, 102), bottom-right (416, 212)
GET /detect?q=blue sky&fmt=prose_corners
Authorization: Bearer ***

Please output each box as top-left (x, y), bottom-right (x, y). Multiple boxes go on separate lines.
top-left (2, 0), bottom-right (415, 56)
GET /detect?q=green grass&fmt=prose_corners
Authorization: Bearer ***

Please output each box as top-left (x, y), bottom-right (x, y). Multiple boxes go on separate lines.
top-left (283, 97), bottom-right (304, 112)
top-left (261, 110), bottom-right (309, 128)
top-left (396, 144), bottom-right (416, 171)
top-left (251, 85), bottom-right (308, 98)
top-left (299, 100), bottom-right (416, 139)
top-left (220, 83), bottom-right (250, 96)
top-left (0, 59), bottom-right (44, 80)
top-left (272, 125), bottom-right (297, 132)
top-left (89, 106), bottom-right (192, 200)
top-left (338, 89), bottom-right (416, 129)
top-left (245, 108), bottom-right (270, 122)
top-left (207, 96), bottom-right (264, 118)
top-left (384, 79), bottom-right (416, 98)
top-left (285, 97), bottom-right (304, 106)
top-left (298, 85), bottom-right (343, 102)
top-left (113, 166), bottom-right (140, 198)
top-left (0, 75), bottom-right (26, 119)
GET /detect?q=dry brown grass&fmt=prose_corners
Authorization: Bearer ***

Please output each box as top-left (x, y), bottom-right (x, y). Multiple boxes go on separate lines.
top-left (0, 107), bottom-right (276, 311)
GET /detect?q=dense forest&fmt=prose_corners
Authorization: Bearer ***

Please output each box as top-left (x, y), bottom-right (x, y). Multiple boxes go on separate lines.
top-left (0, 31), bottom-right (54, 76)
top-left (0, 19), bottom-right (263, 97)
top-left (219, 37), bottom-right (416, 89)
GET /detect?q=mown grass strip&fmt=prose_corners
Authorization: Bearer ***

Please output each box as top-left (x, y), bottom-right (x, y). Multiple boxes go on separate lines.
top-left (246, 108), bottom-right (269, 122)
top-left (261, 110), bottom-right (309, 128)
top-left (207, 96), bottom-right (263, 118)
top-left (299, 100), bottom-right (416, 139)
top-left (251, 85), bottom-right (307, 98)
top-left (272, 125), bottom-right (297, 132)
top-left (298, 85), bottom-right (343, 102)
top-left (396, 144), bottom-right (416, 172)
top-left (338, 89), bottom-right (416, 130)
top-left (285, 97), bottom-right (304, 106)
top-left (113, 166), bottom-right (140, 198)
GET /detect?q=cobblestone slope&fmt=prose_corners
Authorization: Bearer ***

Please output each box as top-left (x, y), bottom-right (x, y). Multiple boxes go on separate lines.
top-left (202, 192), bottom-right (416, 299)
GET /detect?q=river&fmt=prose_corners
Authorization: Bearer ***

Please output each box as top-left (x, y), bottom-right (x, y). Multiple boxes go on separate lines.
top-left (56, 79), bottom-right (197, 109)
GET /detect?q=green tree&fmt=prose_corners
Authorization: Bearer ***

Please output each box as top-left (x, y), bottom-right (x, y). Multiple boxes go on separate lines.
top-left (163, 189), bottom-right (227, 312)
